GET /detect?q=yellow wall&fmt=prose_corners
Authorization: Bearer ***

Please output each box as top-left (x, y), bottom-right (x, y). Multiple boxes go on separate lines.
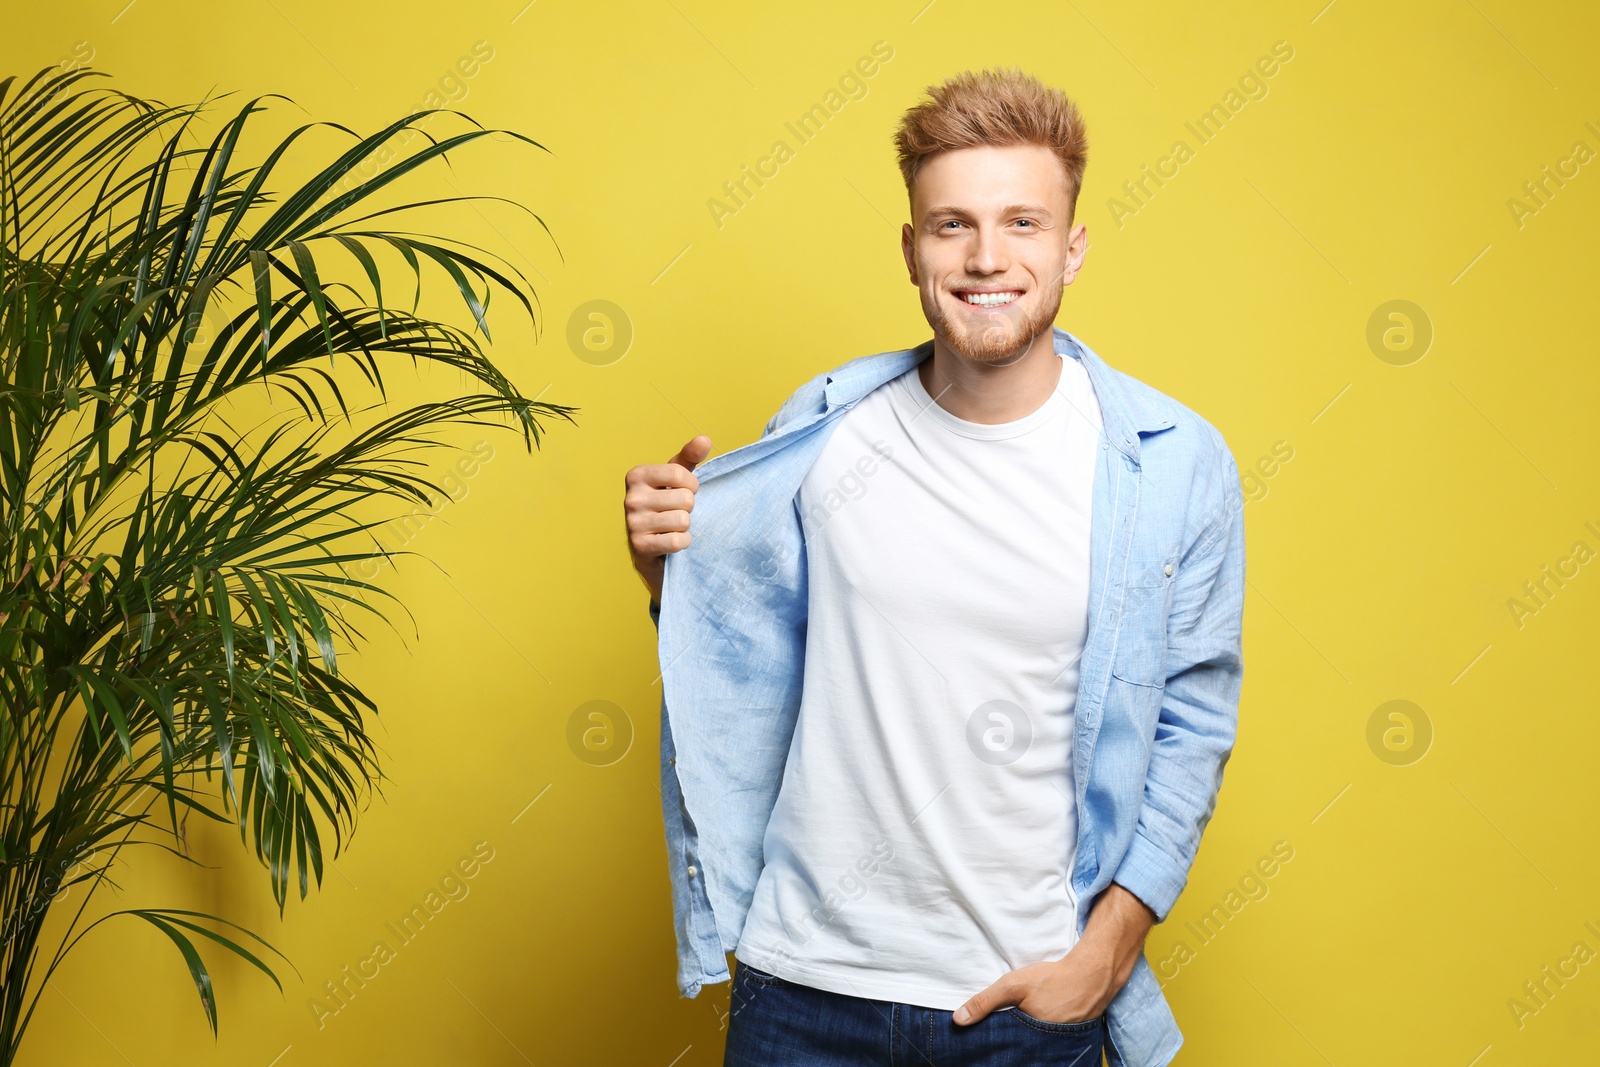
top-left (5, 1), bottom-right (1599, 1063)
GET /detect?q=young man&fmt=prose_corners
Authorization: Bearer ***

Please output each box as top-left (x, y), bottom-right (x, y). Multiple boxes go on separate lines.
top-left (623, 69), bottom-right (1245, 1067)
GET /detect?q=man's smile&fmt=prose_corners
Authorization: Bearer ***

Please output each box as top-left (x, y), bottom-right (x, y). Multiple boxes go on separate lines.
top-left (952, 288), bottom-right (1025, 309)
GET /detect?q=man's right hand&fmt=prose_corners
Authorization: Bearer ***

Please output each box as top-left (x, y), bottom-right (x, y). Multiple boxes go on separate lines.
top-left (624, 435), bottom-right (713, 606)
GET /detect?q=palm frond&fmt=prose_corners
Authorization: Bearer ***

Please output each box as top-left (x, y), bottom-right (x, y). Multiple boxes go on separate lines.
top-left (0, 63), bottom-right (575, 1061)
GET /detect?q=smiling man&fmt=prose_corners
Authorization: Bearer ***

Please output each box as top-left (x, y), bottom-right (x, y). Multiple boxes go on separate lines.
top-left (624, 68), bottom-right (1246, 1067)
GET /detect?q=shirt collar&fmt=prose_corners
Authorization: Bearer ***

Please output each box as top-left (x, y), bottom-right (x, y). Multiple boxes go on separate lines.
top-left (823, 327), bottom-right (1173, 463)
top-left (1058, 328), bottom-right (1175, 462)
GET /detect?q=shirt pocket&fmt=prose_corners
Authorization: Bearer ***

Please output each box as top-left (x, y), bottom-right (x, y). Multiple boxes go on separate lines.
top-left (1110, 556), bottom-right (1175, 689)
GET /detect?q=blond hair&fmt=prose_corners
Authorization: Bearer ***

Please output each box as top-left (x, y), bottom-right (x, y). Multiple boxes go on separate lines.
top-left (893, 68), bottom-right (1089, 219)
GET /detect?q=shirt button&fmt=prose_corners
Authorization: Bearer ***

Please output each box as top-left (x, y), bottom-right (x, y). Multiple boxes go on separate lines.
top-left (668, 756), bottom-right (676, 766)
top-left (686, 865), bottom-right (698, 877)
top-left (1164, 564), bottom-right (1174, 576)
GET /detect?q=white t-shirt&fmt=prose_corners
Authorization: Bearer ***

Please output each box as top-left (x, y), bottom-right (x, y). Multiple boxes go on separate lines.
top-left (735, 349), bottom-right (1105, 1008)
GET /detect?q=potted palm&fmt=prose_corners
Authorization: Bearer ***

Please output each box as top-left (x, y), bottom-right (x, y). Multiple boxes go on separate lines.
top-left (0, 64), bottom-right (574, 1063)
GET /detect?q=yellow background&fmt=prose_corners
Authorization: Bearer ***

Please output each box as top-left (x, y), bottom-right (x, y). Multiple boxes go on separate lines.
top-left (4, 0), bottom-right (1599, 1063)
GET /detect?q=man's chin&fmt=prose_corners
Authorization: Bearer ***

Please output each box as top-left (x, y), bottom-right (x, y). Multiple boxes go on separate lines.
top-left (919, 290), bottom-right (1061, 364)
top-left (941, 319), bottom-right (1036, 363)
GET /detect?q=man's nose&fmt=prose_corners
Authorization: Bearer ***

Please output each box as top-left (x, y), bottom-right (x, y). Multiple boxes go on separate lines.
top-left (966, 225), bottom-right (1008, 274)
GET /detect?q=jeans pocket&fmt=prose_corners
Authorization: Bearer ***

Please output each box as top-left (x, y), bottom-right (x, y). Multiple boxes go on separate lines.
top-left (1005, 1005), bottom-right (1104, 1034)
top-left (737, 962), bottom-right (789, 988)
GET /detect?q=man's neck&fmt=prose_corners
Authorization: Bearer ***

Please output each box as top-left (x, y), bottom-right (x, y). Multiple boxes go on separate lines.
top-left (917, 327), bottom-right (1063, 424)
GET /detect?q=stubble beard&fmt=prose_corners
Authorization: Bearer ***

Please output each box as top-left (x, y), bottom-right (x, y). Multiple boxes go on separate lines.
top-left (923, 282), bottom-right (1065, 365)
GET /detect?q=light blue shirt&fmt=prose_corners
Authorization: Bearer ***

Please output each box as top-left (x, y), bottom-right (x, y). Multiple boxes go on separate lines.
top-left (651, 326), bottom-right (1245, 1067)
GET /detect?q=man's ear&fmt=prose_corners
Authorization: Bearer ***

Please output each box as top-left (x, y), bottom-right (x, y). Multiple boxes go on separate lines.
top-left (901, 222), bottom-right (918, 284)
top-left (1060, 221), bottom-right (1089, 287)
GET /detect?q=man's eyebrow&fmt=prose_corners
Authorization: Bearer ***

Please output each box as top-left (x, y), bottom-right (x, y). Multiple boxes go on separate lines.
top-left (923, 203), bottom-right (1056, 221)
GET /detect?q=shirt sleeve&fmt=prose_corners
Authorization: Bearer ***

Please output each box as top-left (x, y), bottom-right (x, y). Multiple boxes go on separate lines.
top-left (1112, 445), bottom-right (1246, 921)
top-left (648, 392), bottom-right (788, 636)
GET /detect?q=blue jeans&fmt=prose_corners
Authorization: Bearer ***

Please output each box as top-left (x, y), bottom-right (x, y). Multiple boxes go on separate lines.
top-left (724, 961), bottom-right (1108, 1066)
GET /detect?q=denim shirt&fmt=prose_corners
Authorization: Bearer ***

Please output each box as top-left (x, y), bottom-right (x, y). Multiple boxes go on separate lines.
top-left (651, 327), bottom-right (1245, 1067)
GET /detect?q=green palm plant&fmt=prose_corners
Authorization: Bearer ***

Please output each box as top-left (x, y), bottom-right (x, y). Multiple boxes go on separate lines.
top-left (0, 64), bottom-right (574, 1062)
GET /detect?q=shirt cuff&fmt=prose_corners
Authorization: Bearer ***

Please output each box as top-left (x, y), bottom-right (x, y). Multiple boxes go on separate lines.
top-left (1112, 830), bottom-right (1190, 922)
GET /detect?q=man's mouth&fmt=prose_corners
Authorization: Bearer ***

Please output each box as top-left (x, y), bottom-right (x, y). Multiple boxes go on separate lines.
top-left (953, 289), bottom-right (1023, 309)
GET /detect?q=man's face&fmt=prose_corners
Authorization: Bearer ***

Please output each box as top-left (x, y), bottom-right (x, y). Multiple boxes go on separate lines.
top-left (901, 144), bottom-right (1088, 364)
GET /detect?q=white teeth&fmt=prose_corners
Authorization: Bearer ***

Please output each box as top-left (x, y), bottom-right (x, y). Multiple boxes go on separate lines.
top-left (959, 291), bottom-right (1020, 307)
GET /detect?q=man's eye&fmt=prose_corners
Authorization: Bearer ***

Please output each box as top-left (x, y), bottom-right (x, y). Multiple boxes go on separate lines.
top-left (941, 220), bottom-right (963, 229)
top-left (1016, 219), bottom-right (1035, 228)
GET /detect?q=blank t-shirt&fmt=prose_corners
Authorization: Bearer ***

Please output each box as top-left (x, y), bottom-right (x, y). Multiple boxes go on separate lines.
top-left (735, 349), bottom-right (1105, 1008)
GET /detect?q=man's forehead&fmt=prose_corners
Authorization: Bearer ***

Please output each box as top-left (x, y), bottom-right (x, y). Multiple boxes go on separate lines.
top-left (911, 147), bottom-right (1072, 214)
top-left (921, 200), bottom-right (1059, 219)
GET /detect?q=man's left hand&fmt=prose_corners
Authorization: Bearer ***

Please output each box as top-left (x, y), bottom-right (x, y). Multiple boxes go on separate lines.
top-left (952, 882), bottom-right (1157, 1026)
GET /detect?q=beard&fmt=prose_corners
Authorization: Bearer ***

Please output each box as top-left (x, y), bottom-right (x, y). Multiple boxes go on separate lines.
top-left (921, 281), bottom-right (1064, 364)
